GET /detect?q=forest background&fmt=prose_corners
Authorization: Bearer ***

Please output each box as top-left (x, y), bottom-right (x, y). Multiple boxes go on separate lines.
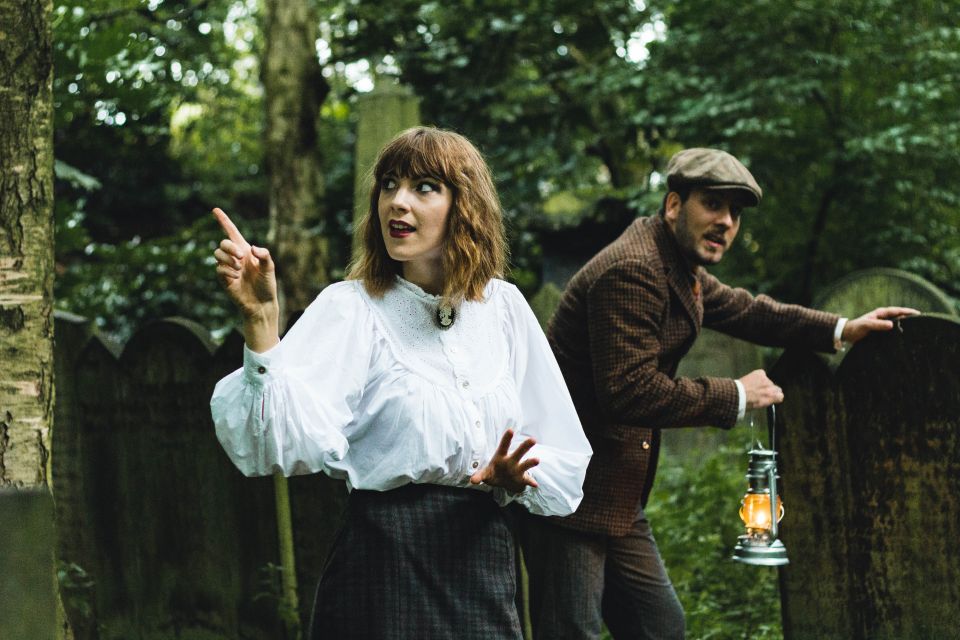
top-left (54, 0), bottom-right (960, 341)
top-left (43, 0), bottom-right (959, 638)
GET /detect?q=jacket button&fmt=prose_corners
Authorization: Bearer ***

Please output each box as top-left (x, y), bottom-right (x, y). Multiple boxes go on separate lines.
top-left (641, 440), bottom-right (651, 450)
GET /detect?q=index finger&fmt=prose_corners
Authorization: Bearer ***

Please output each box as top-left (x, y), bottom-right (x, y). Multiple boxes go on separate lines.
top-left (212, 207), bottom-right (247, 246)
top-left (875, 307), bottom-right (920, 318)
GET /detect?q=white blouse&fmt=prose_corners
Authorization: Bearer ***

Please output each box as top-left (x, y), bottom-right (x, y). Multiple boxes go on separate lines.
top-left (211, 277), bottom-right (592, 517)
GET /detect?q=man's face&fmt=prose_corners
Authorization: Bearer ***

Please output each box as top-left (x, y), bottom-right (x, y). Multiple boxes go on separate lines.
top-left (664, 188), bottom-right (746, 266)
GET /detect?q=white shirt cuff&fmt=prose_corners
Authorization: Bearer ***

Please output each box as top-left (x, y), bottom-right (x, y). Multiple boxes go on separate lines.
top-left (242, 341), bottom-right (282, 386)
top-left (834, 318), bottom-right (848, 351)
top-left (734, 379), bottom-right (746, 421)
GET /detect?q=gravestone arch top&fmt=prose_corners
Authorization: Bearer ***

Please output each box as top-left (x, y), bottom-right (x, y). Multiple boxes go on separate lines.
top-left (814, 267), bottom-right (956, 319)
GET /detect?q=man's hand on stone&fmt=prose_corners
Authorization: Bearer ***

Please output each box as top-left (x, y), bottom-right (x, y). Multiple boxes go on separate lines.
top-left (841, 307), bottom-right (920, 344)
top-left (739, 369), bottom-right (784, 410)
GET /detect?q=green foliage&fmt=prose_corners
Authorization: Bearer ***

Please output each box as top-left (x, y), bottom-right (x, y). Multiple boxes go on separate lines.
top-left (645, 0), bottom-right (960, 305)
top-left (47, 4), bottom-right (960, 636)
top-left (330, 0), bottom-right (662, 291)
top-left (645, 446), bottom-right (783, 640)
top-left (53, 0), bottom-right (264, 240)
top-left (53, 0), bottom-right (960, 334)
top-left (52, 0), bottom-right (270, 338)
top-left (54, 214), bottom-right (264, 339)
top-left (57, 561), bottom-right (97, 624)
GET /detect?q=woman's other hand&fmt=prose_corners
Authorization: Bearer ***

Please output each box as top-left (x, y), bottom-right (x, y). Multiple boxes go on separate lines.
top-left (212, 207), bottom-right (279, 351)
top-left (470, 428), bottom-right (540, 494)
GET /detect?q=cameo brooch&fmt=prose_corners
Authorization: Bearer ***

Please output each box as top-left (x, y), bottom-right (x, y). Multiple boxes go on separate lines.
top-left (436, 302), bottom-right (456, 329)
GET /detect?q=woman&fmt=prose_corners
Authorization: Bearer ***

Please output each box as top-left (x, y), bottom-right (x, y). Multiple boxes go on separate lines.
top-left (210, 127), bottom-right (591, 639)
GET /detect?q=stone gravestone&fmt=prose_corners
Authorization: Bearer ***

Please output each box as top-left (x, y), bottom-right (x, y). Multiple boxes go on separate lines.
top-left (814, 267), bottom-right (956, 319)
top-left (0, 488), bottom-right (56, 640)
top-left (815, 268), bottom-right (956, 369)
top-left (55, 319), bottom-right (285, 640)
top-left (281, 79), bottom-right (422, 627)
top-left (52, 311), bottom-right (107, 640)
top-left (772, 315), bottom-right (960, 640)
top-left (351, 81), bottom-right (421, 260)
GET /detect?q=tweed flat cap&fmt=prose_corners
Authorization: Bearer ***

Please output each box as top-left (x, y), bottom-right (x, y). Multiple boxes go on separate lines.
top-left (666, 148), bottom-right (762, 207)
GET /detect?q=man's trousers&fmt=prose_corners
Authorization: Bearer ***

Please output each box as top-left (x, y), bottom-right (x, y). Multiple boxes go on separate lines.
top-left (519, 506), bottom-right (685, 640)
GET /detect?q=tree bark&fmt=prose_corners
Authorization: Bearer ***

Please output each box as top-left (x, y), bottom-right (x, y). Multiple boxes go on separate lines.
top-left (0, 0), bottom-right (55, 488)
top-left (262, 0), bottom-right (330, 320)
top-left (262, 2), bottom-right (331, 637)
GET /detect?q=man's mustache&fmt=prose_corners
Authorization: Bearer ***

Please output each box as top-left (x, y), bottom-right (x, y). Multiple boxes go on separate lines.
top-left (704, 230), bottom-right (727, 246)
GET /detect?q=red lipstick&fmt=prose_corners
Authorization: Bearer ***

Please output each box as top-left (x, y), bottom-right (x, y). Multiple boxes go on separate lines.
top-left (389, 220), bottom-right (416, 238)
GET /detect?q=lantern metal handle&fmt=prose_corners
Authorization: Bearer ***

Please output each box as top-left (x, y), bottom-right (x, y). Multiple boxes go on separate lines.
top-left (767, 404), bottom-right (779, 538)
top-left (767, 404), bottom-right (776, 452)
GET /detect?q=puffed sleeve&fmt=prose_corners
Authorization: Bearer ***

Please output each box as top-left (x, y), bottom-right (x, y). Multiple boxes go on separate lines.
top-left (211, 281), bottom-right (373, 477)
top-left (499, 283), bottom-right (592, 516)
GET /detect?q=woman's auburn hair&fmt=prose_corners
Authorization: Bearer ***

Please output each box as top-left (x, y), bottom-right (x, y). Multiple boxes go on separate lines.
top-left (346, 126), bottom-right (508, 303)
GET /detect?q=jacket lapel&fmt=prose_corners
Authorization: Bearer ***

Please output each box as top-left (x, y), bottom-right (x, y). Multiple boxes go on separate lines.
top-left (651, 217), bottom-right (703, 329)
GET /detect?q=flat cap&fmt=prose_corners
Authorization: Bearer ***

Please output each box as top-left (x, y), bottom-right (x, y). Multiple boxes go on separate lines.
top-left (666, 148), bottom-right (762, 207)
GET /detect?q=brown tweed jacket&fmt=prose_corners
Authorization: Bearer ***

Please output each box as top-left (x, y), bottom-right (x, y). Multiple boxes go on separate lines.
top-left (547, 215), bottom-right (839, 536)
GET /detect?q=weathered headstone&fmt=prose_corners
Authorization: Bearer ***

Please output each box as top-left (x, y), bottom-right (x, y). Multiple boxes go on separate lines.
top-left (52, 311), bottom-right (104, 640)
top-left (816, 268), bottom-right (955, 369)
top-left (55, 319), bottom-right (286, 639)
top-left (772, 315), bottom-right (960, 640)
top-left (0, 488), bottom-right (56, 640)
top-left (352, 81), bottom-right (421, 258)
top-left (815, 267), bottom-right (956, 319)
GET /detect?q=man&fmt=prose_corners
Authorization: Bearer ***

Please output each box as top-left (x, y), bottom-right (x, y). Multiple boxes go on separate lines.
top-left (521, 148), bottom-right (916, 639)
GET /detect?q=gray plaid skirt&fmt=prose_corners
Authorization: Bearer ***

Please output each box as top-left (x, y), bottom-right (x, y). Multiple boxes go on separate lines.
top-left (309, 482), bottom-right (523, 640)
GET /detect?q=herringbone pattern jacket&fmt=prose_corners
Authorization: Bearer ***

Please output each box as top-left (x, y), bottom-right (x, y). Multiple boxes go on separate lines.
top-left (547, 215), bottom-right (838, 535)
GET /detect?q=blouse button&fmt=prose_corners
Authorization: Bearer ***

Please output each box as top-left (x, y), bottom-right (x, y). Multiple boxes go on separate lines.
top-left (461, 380), bottom-right (470, 389)
top-left (257, 366), bottom-right (267, 374)
top-left (475, 420), bottom-right (481, 429)
top-left (641, 440), bottom-right (651, 450)
top-left (471, 461), bottom-right (480, 469)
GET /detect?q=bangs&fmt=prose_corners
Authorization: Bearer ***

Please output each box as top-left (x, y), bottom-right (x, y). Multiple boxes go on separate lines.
top-left (373, 128), bottom-right (464, 185)
top-left (350, 126), bottom-right (506, 302)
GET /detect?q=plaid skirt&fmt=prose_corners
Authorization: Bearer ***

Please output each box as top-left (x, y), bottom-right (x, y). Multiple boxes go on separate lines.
top-left (309, 483), bottom-right (523, 640)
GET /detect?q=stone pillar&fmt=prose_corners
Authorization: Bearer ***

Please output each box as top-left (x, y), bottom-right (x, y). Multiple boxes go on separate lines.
top-left (0, 488), bottom-right (55, 640)
top-left (351, 81), bottom-right (421, 258)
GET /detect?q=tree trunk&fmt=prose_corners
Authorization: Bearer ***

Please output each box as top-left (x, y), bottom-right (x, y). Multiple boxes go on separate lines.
top-left (262, 0), bottom-right (330, 320)
top-left (0, 0), bottom-right (55, 489)
top-left (262, 2), bottom-right (331, 637)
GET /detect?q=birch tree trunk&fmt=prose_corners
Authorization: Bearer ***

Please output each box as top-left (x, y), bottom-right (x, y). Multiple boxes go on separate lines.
top-left (0, 0), bottom-right (55, 489)
top-left (263, 0), bottom-right (330, 320)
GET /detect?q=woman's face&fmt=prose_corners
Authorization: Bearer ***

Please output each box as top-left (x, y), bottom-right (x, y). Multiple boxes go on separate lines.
top-left (378, 173), bottom-right (452, 277)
